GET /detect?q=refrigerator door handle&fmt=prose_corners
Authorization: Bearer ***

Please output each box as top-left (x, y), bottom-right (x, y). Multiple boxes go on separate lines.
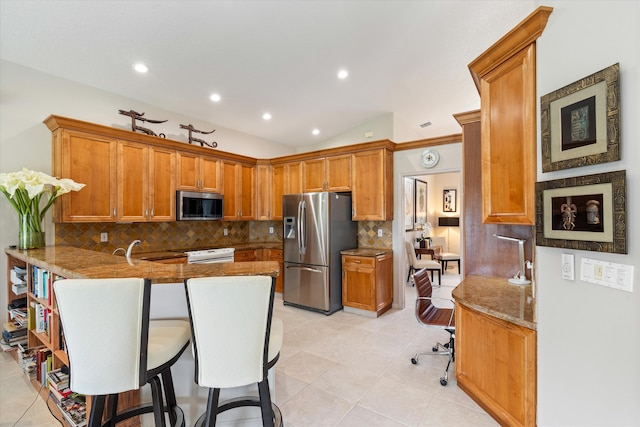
top-left (286, 265), bottom-right (322, 274)
top-left (300, 200), bottom-right (307, 255)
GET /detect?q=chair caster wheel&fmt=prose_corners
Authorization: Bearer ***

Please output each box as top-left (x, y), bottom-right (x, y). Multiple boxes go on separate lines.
top-left (432, 346), bottom-right (439, 352)
top-left (411, 358), bottom-right (418, 365)
top-left (440, 378), bottom-right (448, 386)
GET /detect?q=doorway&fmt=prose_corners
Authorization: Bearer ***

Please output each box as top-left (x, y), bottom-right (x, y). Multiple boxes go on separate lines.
top-left (391, 143), bottom-right (463, 310)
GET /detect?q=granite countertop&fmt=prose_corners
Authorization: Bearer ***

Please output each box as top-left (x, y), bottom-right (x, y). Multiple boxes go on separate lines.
top-left (6, 246), bottom-right (279, 284)
top-left (340, 248), bottom-right (392, 257)
top-left (134, 241), bottom-right (283, 261)
top-left (452, 275), bottom-right (536, 330)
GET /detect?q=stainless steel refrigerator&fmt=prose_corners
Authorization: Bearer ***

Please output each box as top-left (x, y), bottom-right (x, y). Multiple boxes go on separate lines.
top-left (283, 192), bottom-right (357, 315)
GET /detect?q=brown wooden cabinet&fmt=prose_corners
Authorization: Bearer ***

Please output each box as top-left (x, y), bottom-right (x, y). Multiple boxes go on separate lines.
top-left (468, 6), bottom-right (552, 225)
top-left (342, 252), bottom-right (393, 317)
top-left (117, 141), bottom-right (176, 222)
top-left (234, 248), bottom-right (259, 262)
top-left (263, 248), bottom-right (284, 293)
top-left (223, 161), bottom-right (255, 220)
top-left (176, 152), bottom-right (221, 193)
top-left (455, 302), bottom-right (536, 427)
top-left (52, 129), bottom-right (117, 222)
top-left (255, 163), bottom-right (274, 220)
top-left (286, 161), bottom-right (303, 194)
top-left (302, 154), bottom-right (351, 192)
top-left (351, 149), bottom-right (393, 220)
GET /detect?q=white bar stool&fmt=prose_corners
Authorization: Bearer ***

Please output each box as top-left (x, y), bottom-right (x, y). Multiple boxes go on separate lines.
top-left (184, 275), bottom-right (283, 427)
top-left (54, 277), bottom-right (190, 427)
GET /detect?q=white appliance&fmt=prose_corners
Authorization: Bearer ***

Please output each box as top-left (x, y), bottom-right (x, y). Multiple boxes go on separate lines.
top-left (186, 248), bottom-right (235, 264)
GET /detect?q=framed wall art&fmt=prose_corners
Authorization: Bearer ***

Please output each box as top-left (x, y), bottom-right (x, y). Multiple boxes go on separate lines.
top-left (414, 179), bottom-right (428, 225)
top-left (404, 177), bottom-right (415, 231)
top-left (535, 170), bottom-right (626, 254)
top-left (443, 189), bottom-right (457, 212)
top-left (540, 63), bottom-right (620, 172)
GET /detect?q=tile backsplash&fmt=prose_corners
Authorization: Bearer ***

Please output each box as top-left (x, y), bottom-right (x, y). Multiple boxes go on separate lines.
top-left (55, 220), bottom-right (392, 253)
top-left (357, 221), bottom-right (392, 248)
top-left (55, 220), bottom-right (282, 253)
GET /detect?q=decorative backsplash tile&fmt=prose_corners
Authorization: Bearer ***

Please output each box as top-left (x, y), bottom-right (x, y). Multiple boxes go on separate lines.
top-left (357, 221), bottom-right (393, 249)
top-left (55, 220), bottom-right (282, 253)
top-left (54, 219), bottom-right (390, 252)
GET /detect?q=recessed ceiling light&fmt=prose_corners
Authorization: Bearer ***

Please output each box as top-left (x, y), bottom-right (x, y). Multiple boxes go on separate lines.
top-left (262, 113), bottom-right (272, 121)
top-left (133, 63), bottom-right (149, 73)
top-left (337, 69), bottom-right (349, 79)
top-left (209, 93), bottom-right (221, 102)
top-left (312, 128), bottom-right (320, 136)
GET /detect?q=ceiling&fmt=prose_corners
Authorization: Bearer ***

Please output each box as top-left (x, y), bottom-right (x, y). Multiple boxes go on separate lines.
top-left (0, 0), bottom-right (536, 149)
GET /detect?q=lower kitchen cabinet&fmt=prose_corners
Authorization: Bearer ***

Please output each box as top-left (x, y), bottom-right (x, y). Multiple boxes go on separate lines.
top-left (341, 251), bottom-right (393, 317)
top-left (233, 248), bottom-right (283, 293)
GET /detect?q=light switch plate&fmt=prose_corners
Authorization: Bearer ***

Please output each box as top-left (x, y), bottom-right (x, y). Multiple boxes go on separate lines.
top-left (378, 229), bottom-right (383, 237)
top-left (580, 257), bottom-right (634, 292)
top-left (561, 253), bottom-right (574, 280)
top-left (100, 232), bottom-right (108, 243)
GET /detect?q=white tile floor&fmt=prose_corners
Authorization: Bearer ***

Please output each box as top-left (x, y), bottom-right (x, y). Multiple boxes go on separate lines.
top-left (0, 272), bottom-right (499, 427)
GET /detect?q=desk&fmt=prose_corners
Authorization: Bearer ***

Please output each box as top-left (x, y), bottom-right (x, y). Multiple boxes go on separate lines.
top-left (415, 247), bottom-right (436, 260)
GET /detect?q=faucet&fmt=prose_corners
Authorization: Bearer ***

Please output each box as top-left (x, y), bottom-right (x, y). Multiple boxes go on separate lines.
top-left (126, 240), bottom-right (142, 261)
top-left (112, 247), bottom-right (125, 256)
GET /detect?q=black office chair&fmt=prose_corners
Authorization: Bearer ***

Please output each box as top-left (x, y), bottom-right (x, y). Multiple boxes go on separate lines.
top-left (410, 268), bottom-right (455, 386)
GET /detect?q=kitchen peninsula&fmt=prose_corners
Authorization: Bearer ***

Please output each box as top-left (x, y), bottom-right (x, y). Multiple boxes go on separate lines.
top-left (452, 276), bottom-right (536, 427)
top-left (5, 245), bottom-right (280, 426)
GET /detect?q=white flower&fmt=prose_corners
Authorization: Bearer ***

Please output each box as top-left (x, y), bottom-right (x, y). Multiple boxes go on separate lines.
top-left (0, 168), bottom-right (85, 232)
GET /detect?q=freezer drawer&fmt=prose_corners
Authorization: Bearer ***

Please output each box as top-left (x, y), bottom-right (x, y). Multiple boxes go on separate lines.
top-left (283, 262), bottom-right (330, 312)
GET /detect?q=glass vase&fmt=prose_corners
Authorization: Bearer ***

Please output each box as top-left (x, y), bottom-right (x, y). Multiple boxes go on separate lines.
top-left (18, 213), bottom-right (45, 249)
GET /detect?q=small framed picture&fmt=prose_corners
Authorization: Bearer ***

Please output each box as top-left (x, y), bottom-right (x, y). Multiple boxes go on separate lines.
top-left (404, 177), bottom-right (415, 231)
top-left (414, 179), bottom-right (428, 225)
top-left (535, 170), bottom-right (627, 254)
top-left (540, 63), bottom-right (620, 172)
top-left (443, 189), bottom-right (457, 212)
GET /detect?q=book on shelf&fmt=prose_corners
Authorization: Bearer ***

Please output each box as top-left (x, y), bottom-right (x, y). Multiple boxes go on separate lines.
top-left (50, 386), bottom-right (72, 403)
top-left (11, 282), bottom-right (27, 295)
top-left (57, 393), bottom-right (87, 427)
top-left (47, 368), bottom-right (70, 391)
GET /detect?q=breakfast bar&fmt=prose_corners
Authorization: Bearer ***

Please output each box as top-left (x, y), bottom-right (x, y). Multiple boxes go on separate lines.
top-left (5, 245), bottom-right (280, 426)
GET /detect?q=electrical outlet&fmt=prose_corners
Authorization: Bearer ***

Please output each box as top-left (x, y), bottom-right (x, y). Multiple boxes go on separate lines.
top-left (100, 232), bottom-right (108, 243)
top-left (377, 229), bottom-right (383, 237)
top-left (223, 228), bottom-right (228, 236)
top-left (269, 227), bottom-right (274, 234)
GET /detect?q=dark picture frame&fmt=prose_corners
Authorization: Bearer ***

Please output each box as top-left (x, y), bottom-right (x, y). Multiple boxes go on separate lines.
top-left (540, 63), bottom-right (620, 172)
top-left (414, 179), bottom-right (428, 225)
top-left (404, 177), bottom-right (415, 231)
top-left (535, 170), bottom-right (627, 254)
top-left (443, 189), bottom-right (457, 212)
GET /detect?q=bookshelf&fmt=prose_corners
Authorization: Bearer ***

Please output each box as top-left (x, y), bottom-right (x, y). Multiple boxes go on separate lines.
top-left (5, 251), bottom-right (139, 427)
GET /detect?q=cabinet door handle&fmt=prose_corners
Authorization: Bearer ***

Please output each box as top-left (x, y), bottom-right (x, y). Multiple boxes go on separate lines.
top-left (113, 208), bottom-right (116, 217)
top-left (354, 260), bottom-right (361, 263)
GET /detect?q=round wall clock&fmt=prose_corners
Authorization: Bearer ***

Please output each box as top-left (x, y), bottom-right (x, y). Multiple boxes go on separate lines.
top-left (421, 149), bottom-right (440, 168)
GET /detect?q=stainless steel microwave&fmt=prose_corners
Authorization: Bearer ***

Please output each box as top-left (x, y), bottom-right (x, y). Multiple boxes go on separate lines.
top-left (176, 191), bottom-right (223, 220)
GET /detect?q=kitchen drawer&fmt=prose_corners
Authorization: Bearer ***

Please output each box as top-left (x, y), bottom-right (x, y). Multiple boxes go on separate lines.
top-left (342, 255), bottom-right (375, 269)
top-left (234, 249), bottom-right (259, 262)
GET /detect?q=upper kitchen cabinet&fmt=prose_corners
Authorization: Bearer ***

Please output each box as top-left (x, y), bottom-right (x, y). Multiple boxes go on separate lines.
top-left (468, 6), bottom-right (552, 225)
top-left (223, 161), bottom-right (255, 220)
top-left (117, 141), bottom-right (176, 222)
top-left (255, 163), bottom-right (274, 220)
top-left (286, 161), bottom-right (303, 195)
top-left (351, 148), bottom-right (394, 221)
top-left (176, 152), bottom-right (221, 193)
top-left (51, 128), bottom-right (117, 222)
top-left (302, 154), bottom-right (351, 192)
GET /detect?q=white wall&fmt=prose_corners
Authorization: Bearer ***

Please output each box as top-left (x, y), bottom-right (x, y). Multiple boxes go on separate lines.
top-left (535, 1), bottom-right (639, 425)
top-left (392, 143), bottom-right (462, 308)
top-left (0, 60), bottom-right (294, 320)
